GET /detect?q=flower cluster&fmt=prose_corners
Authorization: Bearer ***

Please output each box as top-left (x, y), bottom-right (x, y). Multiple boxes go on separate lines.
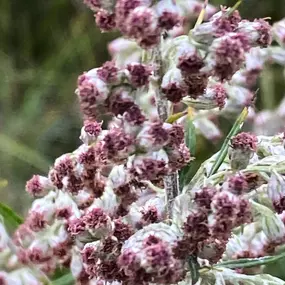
top-left (2, 2), bottom-right (285, 285)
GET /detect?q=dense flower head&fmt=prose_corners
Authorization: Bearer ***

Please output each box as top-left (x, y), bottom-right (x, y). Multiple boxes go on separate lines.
top-left (125, 6), bottom-right (160, 47)
top-left (191, 8), bottom-right (241, 44)
top-left (206, 33), bottom-right (250, 81)
top-left (95, 9), bottom-right (116, 32)
top-left (161, 67), bottom-right (188, 103)
top-left (126, 63), bottom-right (152, 87)
top-left (237, 18), bottom-right (272, 47)
top-left (231, 132), bottom-right (258, 151)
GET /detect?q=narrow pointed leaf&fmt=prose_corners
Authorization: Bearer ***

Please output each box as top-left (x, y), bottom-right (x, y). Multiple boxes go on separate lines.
top-left (180, 114), bottom-right (196, 187)
top-left (217, 252), bottom-right (285, 269)
top-left (189, 255), bottom-right (200, 285)
top-left (0, 202), bottom-right (23, 230)
top-left (207, 107), bottom-right (248, 177)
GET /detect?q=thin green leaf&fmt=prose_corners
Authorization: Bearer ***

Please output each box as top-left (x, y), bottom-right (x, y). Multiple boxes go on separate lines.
top-left (207, 107), bottom-right (248, 177)
top-left (217, 252), bottom-right (285, 269)
top-left (180, 116), bottom-right (196, 187)
top-left (0, 202), bottom-right (23, 230)
top-left (0, 133), bottom-right (51, 172)
top-left (189, 255), bottom-right (200, 285)
top-left (52, 273), bottom-right (74, 285)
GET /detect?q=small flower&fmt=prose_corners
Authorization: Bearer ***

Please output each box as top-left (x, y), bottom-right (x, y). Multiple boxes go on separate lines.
top-left (96, 61), bottom-right (120, 84)
top-left (205, 33), bottom-right (250, 81)
top-left (167, 143), bottom-right (191, 171)
top-left (194, 186), bottom-right (217, 210)
top-left (183, 211), bottom-right (210, 242)
top-left (115, 0), bottom-right (151, 33)
top-left (80, 120), bottom-right (102, 145)
top-left (95, 9), bottom-right (116, 32)
top-left (237, 19), bottom-right (272, 47)
top-left (107, 86), bottom-right (135, 116)
top-left (119, 223), bottom-right (184, 284)
top-left (236, 198), bottom-right (252, 226)
top-left (113, 219), bottom-right (133, 242)
top-left (167, 124), bottom-right (185, 147)
top-left (161, 67), bottom-right (188, 103)
top-left (136, 120), bottom-right (169, 152)
top-left (176, 42), bottom-right (204, 74)
top-left (82, 208), bottom-right (113, 238)
top-left (204, 81), bottom-right (228, 109)
top-left (76, 70), bottom-right (110, 119)
top-left (103, 128), bottom-right (135, 162)
top-left (183, 72), bottom-right (209, 98)
top-left (229, 132), bottom-right (257, 171)
top-left (25, 175), bottom-right (53, 197)
top-left (155, 0), bottom-right (181, 30)
top-left (224, 173), bottom-right (249, 195)
top-left (128, 150), bottom-right (169, 181)
top-left (126, 63), bottom-right (152, 87)
top-left (192, 8), bottom-right (241, 44)
top-left (123, 104), bottom-right (146, 126)
top-left (125, 7), bottom-right (160, 46)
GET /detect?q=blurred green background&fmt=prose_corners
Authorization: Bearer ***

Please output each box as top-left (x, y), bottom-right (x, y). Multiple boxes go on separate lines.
top-left (1, 0), bottom-right (285, 215)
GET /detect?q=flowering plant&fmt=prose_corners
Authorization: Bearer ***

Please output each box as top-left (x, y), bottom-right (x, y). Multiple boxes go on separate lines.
top-left (1, 0), bottom-right (285, 284)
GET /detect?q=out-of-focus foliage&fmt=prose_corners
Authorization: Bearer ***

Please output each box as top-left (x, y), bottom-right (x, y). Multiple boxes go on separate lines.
top-left (0, 0), bottom-right (285, 214)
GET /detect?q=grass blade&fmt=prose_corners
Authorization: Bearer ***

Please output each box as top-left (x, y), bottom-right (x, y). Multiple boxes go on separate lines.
top-left (207, 107), bottom-right (248, 177)
top-left (216, 252), bottom-right (285, 269)
top-left (180, 108), bottom-right (196, 187)
top-left (0, 202), bottom-right (23, 230)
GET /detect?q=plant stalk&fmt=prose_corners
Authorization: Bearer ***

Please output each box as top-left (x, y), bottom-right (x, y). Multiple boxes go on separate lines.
top-left (152, 42), bottom-right (179, 219)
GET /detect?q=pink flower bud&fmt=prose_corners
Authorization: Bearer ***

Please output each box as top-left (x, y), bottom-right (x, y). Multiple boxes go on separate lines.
top-left (125, 7), bottom-right (161, 48)
top-left (183, 72), bottom-right (209, 99)
top-left (161, 67), bottom-right (188, 103)
top-left (231, 132), bottom-right (257, 151)
top-left (167, 143), bottom-right (191, 171)
top-left (95, 9), bottom-right (116, 32)
top-left (126, 63), bottom-right (152, 87)
top-left (76, 70), bottom-right (110, 119)
top-left (237, 19), bottom-right (272, 47)
top-left (229, 132), bottom-right (257, 171)
top-left (80, 120), bottom-right (102, 145)
top-left (123, 105), bottom-right (146, 126)
top-left (205, 33), bottom-right (250, 81)
top-left (119, 223), bottom-right (184, 284)
top-left (82, 208), bottom-right (113, 238)
top-left (136, 120), bottom-right (169, 152)
top-left (194, 186), bottom-right (217, 210)
top-left (115, 0), bottom-right (151, 33)
top-left (192, 8), bottom-right (241, 44)
top-left (224, 173), bottom-right (249, 195)
top-left (176, 42), bottom-right (204, 74)
top-left (204, 82), bottom-right (228, 109)
top-left (96, 61), bottom-right (121, 84)
top-left (103, 127), bottom-right (135, 162)
top-left (107, 86), bottom-right (135, 116)
top-left (128, 150), bottom-right (169, 181)
top-left (25, 175), bottom-right (53, 197)
top-left (155, 0), bottom-right (182, 30)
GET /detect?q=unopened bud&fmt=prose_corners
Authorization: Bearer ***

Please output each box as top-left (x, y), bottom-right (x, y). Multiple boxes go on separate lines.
top-left (229, 132), bottom-right (257, 170)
